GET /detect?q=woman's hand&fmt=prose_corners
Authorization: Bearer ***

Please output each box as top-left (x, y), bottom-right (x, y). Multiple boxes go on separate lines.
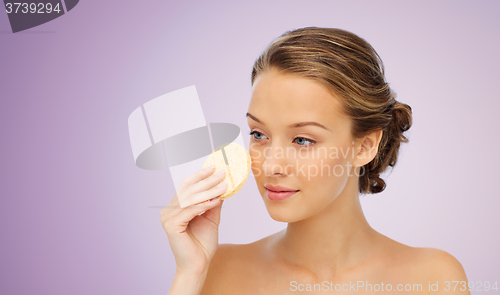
top-left (161, 166), bottom-right (228, 275)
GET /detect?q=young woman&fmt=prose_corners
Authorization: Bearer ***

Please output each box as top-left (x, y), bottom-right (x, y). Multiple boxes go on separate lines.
top-left (161, 27), bottom-right (470, 294)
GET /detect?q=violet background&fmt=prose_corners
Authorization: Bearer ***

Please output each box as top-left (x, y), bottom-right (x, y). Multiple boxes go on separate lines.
top-left (1, 0), bottom-right (499, 294)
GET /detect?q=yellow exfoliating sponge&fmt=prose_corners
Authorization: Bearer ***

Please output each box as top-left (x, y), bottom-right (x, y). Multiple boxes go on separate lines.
top-left (203, 142), bottom-right (251, 200)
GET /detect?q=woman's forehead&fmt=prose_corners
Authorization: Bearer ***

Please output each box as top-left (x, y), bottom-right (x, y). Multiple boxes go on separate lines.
top-left (248, 70), bottom-right (348, 127)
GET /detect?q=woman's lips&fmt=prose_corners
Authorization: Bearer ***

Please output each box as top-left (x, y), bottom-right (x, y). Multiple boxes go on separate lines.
top-left (265, 188), bottom-right (299, 201)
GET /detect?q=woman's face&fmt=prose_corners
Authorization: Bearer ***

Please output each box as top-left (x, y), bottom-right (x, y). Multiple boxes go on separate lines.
top-left (247, 68), bottom-right (363, 222)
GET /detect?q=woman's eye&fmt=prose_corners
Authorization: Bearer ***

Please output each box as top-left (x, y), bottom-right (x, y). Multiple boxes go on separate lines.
top-left (249, 130), bottom-right (267, 140)
top-left (293, 137), bottom-right (315, 146)
top-left (248, 130), bottom-right (315, 146)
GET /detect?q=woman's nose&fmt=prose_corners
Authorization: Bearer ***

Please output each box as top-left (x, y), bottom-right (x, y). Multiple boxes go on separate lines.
top-left (262, 145), bottom-right (292, 176)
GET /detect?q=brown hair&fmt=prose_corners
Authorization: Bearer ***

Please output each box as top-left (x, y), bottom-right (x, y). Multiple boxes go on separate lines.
top-left (251, 27), bottom-right (412, 194)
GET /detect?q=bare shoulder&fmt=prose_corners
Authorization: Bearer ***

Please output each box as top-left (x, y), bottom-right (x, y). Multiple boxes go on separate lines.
top-left (200, 243), bottom-right (251, 295)
top-left (376, 234), bottom-right (467, 277)
top-left (396, 246), bottom-right (470, 294)
top-left (201, 233), bottom-right (278, 295)
top-left (388, 243), bottom-right (468, 278)
top-left (369, 234), bottom-right (468, 290)
top-left (412, 247), bottom-right (469, 281)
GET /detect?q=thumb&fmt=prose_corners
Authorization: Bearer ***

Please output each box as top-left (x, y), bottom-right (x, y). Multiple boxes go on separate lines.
top-left (200, 198), bottom-right (224, 226)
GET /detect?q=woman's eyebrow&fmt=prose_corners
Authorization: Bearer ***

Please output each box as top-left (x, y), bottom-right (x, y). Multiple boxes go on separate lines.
top-left (246, 112), bottom-right (262, 124)
top-left (246, 112), bottom-right (331, 131)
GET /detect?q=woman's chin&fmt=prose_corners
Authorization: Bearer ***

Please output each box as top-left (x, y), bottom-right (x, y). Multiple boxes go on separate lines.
top-left (265, 205), bottom-right (305, 223)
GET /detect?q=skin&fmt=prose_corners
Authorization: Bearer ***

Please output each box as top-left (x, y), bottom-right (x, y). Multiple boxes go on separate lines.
top-left (199, 67), bottom-right (470, 294)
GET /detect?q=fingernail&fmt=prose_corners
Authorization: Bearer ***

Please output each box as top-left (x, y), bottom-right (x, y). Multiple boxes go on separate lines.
top-left (204, 165), bottom-right (215, 171)
top-left (215, 170), bottom-right (225, 177)
top-left (217, 182), bottom-right (227, 189)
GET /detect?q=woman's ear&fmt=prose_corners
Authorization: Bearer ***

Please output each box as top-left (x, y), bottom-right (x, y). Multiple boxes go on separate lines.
top-left (353, 129), bottom-right (383, 167)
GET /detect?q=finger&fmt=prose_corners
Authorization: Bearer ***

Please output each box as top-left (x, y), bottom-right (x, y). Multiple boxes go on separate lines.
top-left (182, 165), bottom-right (216, 187)
top-left (168, 179), bottom-right (225, 217)
top-left (161, 193), bottom-right (181, 218)
top-left (191, 181), bottom-right (228, 206)
top-left (162, 167), bottom-right (222, 218)
top-left (200, 198), bottom-right (224, 227)
top-left (169, 192), bottom-right (180, 206)
top-left (190, 169), bottom-right (226, 194)
top-left (170, 198), bottom-right (223, 234)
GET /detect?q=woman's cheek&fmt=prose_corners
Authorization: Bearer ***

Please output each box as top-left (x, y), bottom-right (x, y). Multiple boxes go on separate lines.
top-left (291, 151), bottom-right (340, 180)
top-left (249, 145), bottom-right (263, 177)
top-left (293, 157), bottom-right (349, 197)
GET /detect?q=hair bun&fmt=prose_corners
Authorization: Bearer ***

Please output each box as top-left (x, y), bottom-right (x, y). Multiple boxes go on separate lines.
top-left (391, 101), bottom-right (412, 137)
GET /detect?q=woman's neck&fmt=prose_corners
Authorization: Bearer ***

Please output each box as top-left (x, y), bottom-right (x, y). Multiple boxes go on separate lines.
top-left (276, 175), bottom-right (381, 280)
